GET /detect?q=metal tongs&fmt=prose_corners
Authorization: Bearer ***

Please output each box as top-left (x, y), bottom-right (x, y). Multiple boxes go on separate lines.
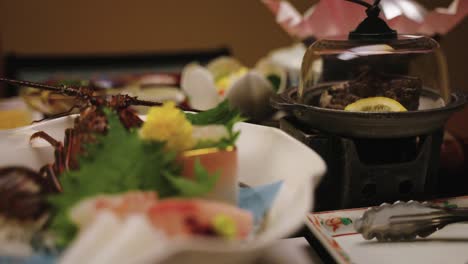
top-left (354, 201), bottom-right (468, 241)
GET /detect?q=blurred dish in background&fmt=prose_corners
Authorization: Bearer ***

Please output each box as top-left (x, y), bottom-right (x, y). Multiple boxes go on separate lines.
top-left (104, 73), bottom-right (186, 114)
top-left (20, 80), bottom-right (91, 116)
top-left (0, 97), bottom-right (42, 130)
top-left (129, 86), bottom-right (185, 114)
top-left (19, 73), bottom-right (185, 116)
top-left (266, 43), bottom-right (307, 87)
top-left (17, 55), bottom-right (290, 123)
top-left (181, 56), bottom-right (287, 121)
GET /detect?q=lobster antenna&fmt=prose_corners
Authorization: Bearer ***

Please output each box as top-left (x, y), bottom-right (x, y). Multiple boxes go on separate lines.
top-left (0, 78), bottom-right (83, 96)
top-left (0, 78), bottom-right (168, 108)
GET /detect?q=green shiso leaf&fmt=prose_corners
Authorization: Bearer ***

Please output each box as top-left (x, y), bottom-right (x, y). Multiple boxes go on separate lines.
top-left (185, 99), bottom-right (244, 129)
top-left (186, 99), bottom-right (244, 149)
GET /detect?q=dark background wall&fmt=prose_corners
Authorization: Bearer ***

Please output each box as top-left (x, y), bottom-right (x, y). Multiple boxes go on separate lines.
top-left (0, 0), bottom-right (466, 154)
top-left (0, 0), bottom-right (466, 91)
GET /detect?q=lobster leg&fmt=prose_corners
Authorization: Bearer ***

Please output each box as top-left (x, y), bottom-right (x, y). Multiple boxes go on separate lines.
top-left (118, 108), bottom-right (143, 129)
top-left (32, 104), bottom-right (79, 123)
top-left (30, 131), bottom-right (60, 147)
top-left (30, 129), bottom-right (79, 194)
top-left (64, 128), bottom-right (80, 170)
top-left (39, 164), bottom-right (63, 193)
top-left (30, 131), bottom-right (66, 175)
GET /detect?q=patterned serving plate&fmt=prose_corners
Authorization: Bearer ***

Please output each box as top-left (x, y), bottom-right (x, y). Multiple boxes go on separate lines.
top-left (0, 115), bottom-right (326, 263)
top-left (306, 196), bottom-right (468, 264)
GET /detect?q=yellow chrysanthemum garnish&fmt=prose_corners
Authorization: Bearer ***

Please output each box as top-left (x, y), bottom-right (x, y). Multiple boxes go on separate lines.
top-left (140, 101), bottom-right (194, 152)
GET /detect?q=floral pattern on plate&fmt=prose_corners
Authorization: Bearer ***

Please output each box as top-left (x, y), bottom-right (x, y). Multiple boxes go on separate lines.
top-left (306, 196), bottom-right (468, 264)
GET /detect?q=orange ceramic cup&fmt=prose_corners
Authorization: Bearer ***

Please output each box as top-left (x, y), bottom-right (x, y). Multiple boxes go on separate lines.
top-left (179, 147), bottom-right (238, 205)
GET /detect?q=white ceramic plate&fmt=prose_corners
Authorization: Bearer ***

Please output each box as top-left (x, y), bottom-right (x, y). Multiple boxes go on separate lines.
top-left (0, 115), bottom-right (326, 264)
top-left (305, 196), bottom-right (468, 264)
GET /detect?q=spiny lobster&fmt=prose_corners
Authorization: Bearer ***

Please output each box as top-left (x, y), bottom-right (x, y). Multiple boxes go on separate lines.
top-left (0, 78), bottom-right (186, 220)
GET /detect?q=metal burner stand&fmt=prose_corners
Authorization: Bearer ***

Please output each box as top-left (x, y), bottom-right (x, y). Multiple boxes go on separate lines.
top-left (280, 117), bottom-right (444, 211)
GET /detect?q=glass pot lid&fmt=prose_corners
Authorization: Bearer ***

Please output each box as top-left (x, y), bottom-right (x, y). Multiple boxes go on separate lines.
top-left (298, 0), bottom-right (455, 113)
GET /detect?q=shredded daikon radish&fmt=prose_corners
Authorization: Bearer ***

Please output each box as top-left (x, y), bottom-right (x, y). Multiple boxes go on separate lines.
top-left (0, 216), bottom-right (46, 256)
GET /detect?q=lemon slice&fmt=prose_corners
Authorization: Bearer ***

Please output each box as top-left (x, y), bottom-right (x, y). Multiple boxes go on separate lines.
top-left (344, 97), bottom-right (407, 112)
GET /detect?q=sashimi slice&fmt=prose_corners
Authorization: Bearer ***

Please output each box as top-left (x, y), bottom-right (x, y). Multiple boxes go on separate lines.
top-left (192, 125), bottom-right (229, 143)
top-left (59, 212), bottom-right (120, 264)
top-left (86, 215), bottom-right (169, 264)
top-left (147, 199), bottom-right (253, 239)
top-left (70, 191), bottom-right (158, 228)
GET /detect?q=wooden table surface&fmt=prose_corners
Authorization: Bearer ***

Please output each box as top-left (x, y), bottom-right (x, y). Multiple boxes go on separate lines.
top-left (257, 238), bottom-right (324, 264)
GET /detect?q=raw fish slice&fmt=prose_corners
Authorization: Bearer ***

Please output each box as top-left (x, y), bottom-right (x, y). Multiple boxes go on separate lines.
top-left (192, 125), bottom-right (229, 143)
top-left (70, 191), bottom-right (158, 228)
top-left (59, 212), bottom-right (120, 264)
top-left (147, 198), bottom-right (253, 239)
top-left (87, 215), bottom-right (169, 264)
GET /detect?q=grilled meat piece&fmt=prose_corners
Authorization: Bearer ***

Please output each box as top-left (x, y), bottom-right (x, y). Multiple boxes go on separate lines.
top-left (377, 77), bottom-right (422, 111)
top-left (319, 71), bottom-right (422, 110)
top-left (319, 83), bottom-right (360, 110)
